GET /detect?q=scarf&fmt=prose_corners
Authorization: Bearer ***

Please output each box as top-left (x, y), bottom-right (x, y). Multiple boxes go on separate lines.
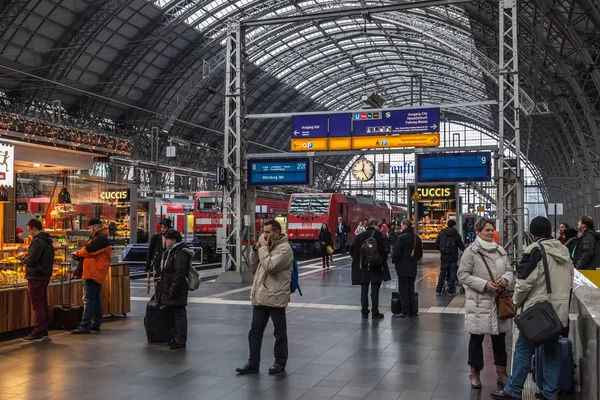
top-left (476, 236), bottom-right (498, 252)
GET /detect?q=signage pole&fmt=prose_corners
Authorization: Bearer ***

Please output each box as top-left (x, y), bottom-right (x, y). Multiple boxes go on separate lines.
top-left (395, 170), bottom-right (398, 204)
top-left (554, 204), bottom-right (558, 239)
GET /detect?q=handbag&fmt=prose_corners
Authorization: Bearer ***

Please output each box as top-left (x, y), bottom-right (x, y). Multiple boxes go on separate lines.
top-left (514, 242), bottom-right (563, 347)
top-left (480, 254), bottom-right (515, 320)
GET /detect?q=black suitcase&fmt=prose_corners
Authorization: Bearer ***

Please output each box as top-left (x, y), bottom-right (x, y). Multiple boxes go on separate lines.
top-left (52, 305), bottom-right (83, 330)
top-left (391, 292), bottom-right (418, 315)
top-left (144, 299), bottom-right (174, 343)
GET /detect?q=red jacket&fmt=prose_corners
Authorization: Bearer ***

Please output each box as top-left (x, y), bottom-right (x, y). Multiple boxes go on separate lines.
top-left (77, 228), bottom-right (111, 285)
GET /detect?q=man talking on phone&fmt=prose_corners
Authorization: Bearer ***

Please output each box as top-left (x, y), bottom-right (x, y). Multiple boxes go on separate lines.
top-left (236, 220), bottom-right (293, 376)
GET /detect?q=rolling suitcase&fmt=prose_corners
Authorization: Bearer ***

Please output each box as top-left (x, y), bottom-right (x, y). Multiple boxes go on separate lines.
top-left (51, 267), bottom-right (83, 330)
top-left (532, 336), bottom-right (575, 394)
top-left (391, 292), bottom-right (401, 315)
top-left (144, 293), bottom-right (174, 343)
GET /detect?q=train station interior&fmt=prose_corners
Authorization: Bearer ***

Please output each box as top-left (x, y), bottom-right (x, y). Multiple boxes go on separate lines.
top-left (0, 0), bottom-right (599, 400)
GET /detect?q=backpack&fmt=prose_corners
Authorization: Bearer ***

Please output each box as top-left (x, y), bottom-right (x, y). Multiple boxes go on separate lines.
top-left (360, 231), bottom-right (383, 270)
top-left (438, 232), bottom-right (455, 255)
top-left (290, 258), bottom-right (302, 296)
top-left (182, 247), bottom-right (201, 291)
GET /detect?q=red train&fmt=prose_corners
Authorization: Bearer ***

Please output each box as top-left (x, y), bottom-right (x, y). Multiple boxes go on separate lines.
top-left (193, 190), bottom-right (290, 254)
top-left (287, 193), bottom-right (407, 253)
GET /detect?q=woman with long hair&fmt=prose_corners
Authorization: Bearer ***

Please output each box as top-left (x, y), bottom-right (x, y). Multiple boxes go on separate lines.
top-left (318, 223), bottom-right (333, 269)
top-left (458, 218), bottom-right (514, 388)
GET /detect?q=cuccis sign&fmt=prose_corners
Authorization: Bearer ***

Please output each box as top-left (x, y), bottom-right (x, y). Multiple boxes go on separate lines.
top-left (411, 185), bottom-right (456, 200)
top-left (99, 189), bottom-right (130, 202)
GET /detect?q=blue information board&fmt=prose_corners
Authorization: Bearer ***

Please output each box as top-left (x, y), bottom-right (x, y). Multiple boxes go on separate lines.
top-left (416, 152), bottom-right (492, 183)
top-left (329, 113), bottom-right (352, 137)
top-left (353, 107), bottom-right (440, 136)
top-left (247, 158), bottom-right (313, 186)
top-left (291, 115), bottom-right (328, 138)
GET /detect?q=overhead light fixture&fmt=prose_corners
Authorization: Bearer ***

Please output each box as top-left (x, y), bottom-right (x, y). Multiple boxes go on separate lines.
top-left (33, 163), bottom-right (41, 167)
top-left (57, 170), bottom-right (71, 204)
top-left (16, 170), bottom-right (23, 173)
top-left (0, 187), bottom-right (9, 203)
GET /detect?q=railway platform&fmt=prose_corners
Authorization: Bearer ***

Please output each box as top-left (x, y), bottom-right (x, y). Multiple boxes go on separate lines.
top-left (0, 254), bottom-right (576, 400)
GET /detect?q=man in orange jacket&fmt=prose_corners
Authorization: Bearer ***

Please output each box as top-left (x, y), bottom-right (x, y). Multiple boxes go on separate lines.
top-left (71, 218), bottom-right (112, 334)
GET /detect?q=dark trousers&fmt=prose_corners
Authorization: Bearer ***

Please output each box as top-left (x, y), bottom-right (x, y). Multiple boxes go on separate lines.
top-left (248, 306), bottom-right (288, 366)
top-left (27, 279), bottom-right (50, 336)
top-left (468, 333), bottom-right (508, 372)
top-left (80, 279), bottom-right (102, 331)
top-left (436, 261), bottom-right (458, 293)
top-left (337, 235), bottom-right (347, 254)
top-left (397, 277), bottom-right (417, 316)
top-left (321, 247), bottom-right (330, 267)
top-left (361, 281), bottom-right (382, 315)
top-left (169, 306), bottom-right (187, 344)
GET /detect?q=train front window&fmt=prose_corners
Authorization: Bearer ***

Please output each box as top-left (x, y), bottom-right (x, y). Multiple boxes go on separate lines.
top-left (196, 196), bottom-right (222, 211)
top-left (289, 195), bottom-right (329, 215)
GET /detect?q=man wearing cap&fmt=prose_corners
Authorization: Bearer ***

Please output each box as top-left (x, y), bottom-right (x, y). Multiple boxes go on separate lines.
top-left (146, 218), bottom-right (172, 275)
top-left (16, 226), bottom-right (24, 244)
top-left (71, 218), bottom-right (112, 334)
top-left (491, 216), bottom-right (573, 400)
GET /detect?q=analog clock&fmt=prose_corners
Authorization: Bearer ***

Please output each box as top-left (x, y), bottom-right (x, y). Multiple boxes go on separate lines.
top-left (351, 158), bottom-right (375, 182)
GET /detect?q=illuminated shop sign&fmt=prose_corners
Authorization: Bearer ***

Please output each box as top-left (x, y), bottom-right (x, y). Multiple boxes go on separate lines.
top-left (410, 185), bottom-right (456, 200)
top-left (99, 189), bottom-right (130, 202)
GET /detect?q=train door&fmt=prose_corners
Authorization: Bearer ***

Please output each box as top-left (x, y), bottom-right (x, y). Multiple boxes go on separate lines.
top-left (339, 203), bottom-right (348, 221)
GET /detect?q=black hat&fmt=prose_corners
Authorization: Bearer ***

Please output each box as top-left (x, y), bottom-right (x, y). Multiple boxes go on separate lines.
top-left (164, 230), bottom-right (182, 242)
top-left (529, 216), bottom-right (552, 238)
top-left (159, 218), bottom-right (172, 228)
top-left (87, 218), bottom-right (102, 227)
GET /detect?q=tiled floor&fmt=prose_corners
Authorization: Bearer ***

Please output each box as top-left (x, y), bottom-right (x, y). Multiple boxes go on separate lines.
top-left (0, 253), bottom-right (553, 400)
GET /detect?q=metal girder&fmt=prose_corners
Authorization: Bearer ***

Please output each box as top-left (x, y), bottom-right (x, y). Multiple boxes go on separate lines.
top-left (0, 0), bottom-right (31, 40)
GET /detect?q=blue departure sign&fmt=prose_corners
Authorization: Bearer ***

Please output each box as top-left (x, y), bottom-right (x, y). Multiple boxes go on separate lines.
top-left (247, 158), bottom-right (313, 186)
top-left (416, 152), bottom-right (492, 183)
top-left (353, 107), bottom-right (440, 136)
top-left (329, 113), bottom-right (352, 137)
top-left (291, 115), bottom-right (328, 138)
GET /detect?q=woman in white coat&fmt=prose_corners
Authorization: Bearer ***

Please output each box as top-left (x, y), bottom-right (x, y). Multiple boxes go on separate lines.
top-left (458, 218), bottom-right (514, 389)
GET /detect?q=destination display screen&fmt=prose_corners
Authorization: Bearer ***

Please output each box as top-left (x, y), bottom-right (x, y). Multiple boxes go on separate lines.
top-left (247, 158), bottom-right (313, 186)
top-left (417, 152), bottom-right (492, 183)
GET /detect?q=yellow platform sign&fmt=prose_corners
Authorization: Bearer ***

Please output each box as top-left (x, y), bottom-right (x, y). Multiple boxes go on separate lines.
top-left (328, 137), bottom-right (352, 150)
top-left (352, 133), bottom-right (440, 150)
top-left (291, 138), bottom-right (328, 152)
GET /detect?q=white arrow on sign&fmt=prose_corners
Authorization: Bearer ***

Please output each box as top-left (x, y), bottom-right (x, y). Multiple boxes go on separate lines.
top-left (430, 124), bottom-right (438, 130)
top-left (293, 130), bottom-right (300, 136)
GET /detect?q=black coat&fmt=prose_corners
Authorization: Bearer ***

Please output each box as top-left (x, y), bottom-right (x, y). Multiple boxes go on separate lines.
top-left (573, 229), bottom-right (600, 270)
top-left (318, 230), bottom-right (333, 246)
top-left (434, 227), bottom-right (466, 262)
top-left (351, 228), bottom-right (391, 285)
top-left (336, 221), bottom-right (351, 237)
top-left (158, 243), bottom-right (192, 307)
top-left (392, 227), bottom-right (423, 278)
top-left (22, 232), bottom-right (55, 280)
top-left (146, 231), bottom-right (167, 272)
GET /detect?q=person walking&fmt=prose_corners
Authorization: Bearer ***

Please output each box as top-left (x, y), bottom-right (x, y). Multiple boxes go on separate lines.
top-left (336, 217), bottom-right (351, 255)
top-left (146, 218), bottom-right (173, 274)
top-left (71, 218), bottom-right (111, 334)
top-left (17, 218), bottom-right (55, 341)
top-left (435, 219), bottom-right (466, 295)
top-left (351, 218), bottom-right (390, 320)
top-left (380, 218), bottom-right (390, 253)
top-left (355, 221), bottom-right (366, 236)
top-left (157, 230), bottom-right (193, 349)
top-left (491, 217), bottom-right (573, 400)
top-left (236, 220), bottom-right (293, 376)
top-left (573, 215), bottom-right (600, 270)
top-left (392, 219), bottom-right (423, 318)
top-left (318, 223), bottom-right (333, 269)
top-left (458, 218), bottom-right (514, 388)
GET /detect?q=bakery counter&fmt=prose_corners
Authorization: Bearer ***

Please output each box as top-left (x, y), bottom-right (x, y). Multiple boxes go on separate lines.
top-left (0, 264), bottom-right (131, 334)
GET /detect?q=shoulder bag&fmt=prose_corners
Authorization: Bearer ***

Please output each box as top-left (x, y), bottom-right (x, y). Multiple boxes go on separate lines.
top-left (480, 253), bottom-right (515, 320)
top-left (514, 242), bottom-right (563, 347)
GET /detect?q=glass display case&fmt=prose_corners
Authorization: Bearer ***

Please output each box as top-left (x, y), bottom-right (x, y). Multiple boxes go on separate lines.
top-left (0, 244), bottom-right (70, 290)
top-left (418, 223), bottom-right (445, 242)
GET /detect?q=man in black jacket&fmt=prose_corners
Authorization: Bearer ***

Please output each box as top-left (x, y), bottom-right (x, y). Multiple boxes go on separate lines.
top-left (574, 215), bottom-right (600, 270)
top-left (146, 218), bottom-right (172, 274)
top-left (17, 218), bottom-right (55, 342)
top-left (351, 218), bottom-right (390, 320)
top-left (392, 219), bottom-right (423, 318)
top-left (336, 217), bottom-right (351, 255)
top-left (434, 219), bottom-right (466, 295)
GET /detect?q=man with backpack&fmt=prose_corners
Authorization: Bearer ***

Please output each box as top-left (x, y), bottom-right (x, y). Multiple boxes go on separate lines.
top-left (392, 219), bottom-right (423, 318)
top-left (236, 220), bottom-right (293, 376)
top-left (435, 219), bottom-right (466, 295)
top-left (351, 218), bottom-right (390, 320)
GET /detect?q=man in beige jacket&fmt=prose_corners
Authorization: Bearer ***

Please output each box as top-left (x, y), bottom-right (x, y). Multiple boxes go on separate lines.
top-left (236, 219), bottom-right (293, 376)
top-left (492, 216), bottom-right (574, 400)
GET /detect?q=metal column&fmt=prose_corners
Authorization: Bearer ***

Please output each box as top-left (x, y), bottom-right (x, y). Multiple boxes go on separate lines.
top-left (497, 0), bottom-right (523, 263)
top-left (218, 20), bottom-right (252, 283)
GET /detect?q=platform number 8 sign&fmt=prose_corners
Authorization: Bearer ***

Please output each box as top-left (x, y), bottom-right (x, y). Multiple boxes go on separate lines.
top-left (216, 166), bottom-right (228, 186)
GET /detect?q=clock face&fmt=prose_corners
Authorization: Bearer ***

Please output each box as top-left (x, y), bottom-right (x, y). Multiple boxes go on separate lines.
top-left (351, 158), bottom-right (375, 182)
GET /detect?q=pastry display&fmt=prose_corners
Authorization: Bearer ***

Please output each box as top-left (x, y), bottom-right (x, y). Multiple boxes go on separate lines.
top-left (0, 244), bottom-right (72, 290)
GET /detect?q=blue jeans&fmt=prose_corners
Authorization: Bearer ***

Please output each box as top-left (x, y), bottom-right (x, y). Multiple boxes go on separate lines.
top-left (80, 279), bottom-right (102, 331)
top-left (504, 332), bottom-right (561, 400)
top-left (436, 261), bottom-right (457, 293)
